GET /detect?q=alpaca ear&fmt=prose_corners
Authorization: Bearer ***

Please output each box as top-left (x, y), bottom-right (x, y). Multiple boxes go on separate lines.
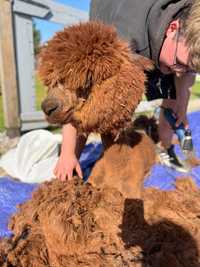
top-left (84, 70), bottom-right (93, 92)
top-left (132, 54), bottom-right (154, 72)
top-left (130, 39), bottom-right (154, 72)
top-left (76, 69), bottom-right (93, 100)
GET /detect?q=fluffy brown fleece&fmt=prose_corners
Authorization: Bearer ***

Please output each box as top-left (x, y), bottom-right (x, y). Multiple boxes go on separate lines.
top-left (85, 114), bottom-right (158, 200)
top-left (89, 130), bottom-right (156, 199)
top-left (1, 178), bottom-right (200, 267)
top-left (39, 21), bottom-right (153, 136)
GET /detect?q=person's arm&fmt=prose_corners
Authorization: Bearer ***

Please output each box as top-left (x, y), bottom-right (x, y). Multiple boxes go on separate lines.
top-left (174, 73), bottom-right (196, 127)
top-left (54, 123), bottom-right (87, 181)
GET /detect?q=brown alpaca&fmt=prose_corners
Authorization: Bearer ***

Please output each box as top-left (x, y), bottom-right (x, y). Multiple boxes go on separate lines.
top-left (39, 21), bottom-right (156, 198)
top-left (39, 21), bottom-right (153, 136)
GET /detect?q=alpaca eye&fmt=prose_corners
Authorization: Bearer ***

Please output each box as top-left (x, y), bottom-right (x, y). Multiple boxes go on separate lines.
top-left (76, 87), bottom-right (91, 100)
top-left (76, 87), bottom-right (86, 98)
top-left (79, 98), bottom-right (86, 103)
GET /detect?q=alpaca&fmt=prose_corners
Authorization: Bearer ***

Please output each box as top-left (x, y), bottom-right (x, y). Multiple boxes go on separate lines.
top-left (39, 21), bottom-right (156, 198)
top-left (39, 21), bottom-right (153, 136)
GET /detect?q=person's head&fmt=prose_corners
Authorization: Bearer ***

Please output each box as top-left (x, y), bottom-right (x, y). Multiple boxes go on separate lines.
top-left (159, 3), bottom-right (200, 76)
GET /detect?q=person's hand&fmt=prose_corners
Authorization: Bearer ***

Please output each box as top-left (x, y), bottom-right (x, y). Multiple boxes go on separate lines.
top-left (174, 73), bottom-right (195, 128)
top-left (176, 110), bottom-right (189, 129)
top-left (54, 152), bottom-right (83, 181)
top-left (175, 107), bottom-right (188, 128)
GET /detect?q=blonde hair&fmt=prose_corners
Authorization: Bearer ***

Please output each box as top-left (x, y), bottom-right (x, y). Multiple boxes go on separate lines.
top-left (185, 0), bottom-right (200, 73)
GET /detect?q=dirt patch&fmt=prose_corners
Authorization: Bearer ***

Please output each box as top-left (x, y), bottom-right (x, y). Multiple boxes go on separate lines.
top-left (1, 178), bottom-right (200, 267)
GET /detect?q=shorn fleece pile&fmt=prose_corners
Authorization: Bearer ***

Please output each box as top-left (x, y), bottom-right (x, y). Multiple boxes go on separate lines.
top-left (1, 178), bottom-right (200, 267)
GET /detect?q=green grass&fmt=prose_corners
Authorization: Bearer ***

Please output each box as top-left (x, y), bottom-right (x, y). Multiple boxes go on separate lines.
top-left (0, 78), bottom-right (200, 132)
top-left (191, 80), bottom-right (200, 99)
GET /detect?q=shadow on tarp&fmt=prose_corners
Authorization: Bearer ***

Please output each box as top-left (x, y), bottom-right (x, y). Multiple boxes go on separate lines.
top-left (0, 111), bottom-right (200, 238)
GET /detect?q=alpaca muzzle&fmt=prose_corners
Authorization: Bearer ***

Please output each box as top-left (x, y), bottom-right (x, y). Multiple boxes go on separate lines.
top-left (41, 97), bottom-right (61, 117)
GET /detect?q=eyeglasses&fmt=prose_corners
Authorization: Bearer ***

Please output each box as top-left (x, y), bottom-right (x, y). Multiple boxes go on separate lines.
top-left (171, 29), bottom-right (196, 75)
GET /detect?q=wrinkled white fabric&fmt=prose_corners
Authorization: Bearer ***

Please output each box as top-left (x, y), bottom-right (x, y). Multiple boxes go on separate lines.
top-left (0, 130), bottom-right (62, 183)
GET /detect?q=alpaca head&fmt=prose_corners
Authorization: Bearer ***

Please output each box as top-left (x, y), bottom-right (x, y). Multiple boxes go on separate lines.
top-left (39, 21), bottom-right (153, 134)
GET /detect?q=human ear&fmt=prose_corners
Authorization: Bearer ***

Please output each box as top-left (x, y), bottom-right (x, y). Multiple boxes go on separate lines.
top-left (166, 19), bottom-right (180, 36)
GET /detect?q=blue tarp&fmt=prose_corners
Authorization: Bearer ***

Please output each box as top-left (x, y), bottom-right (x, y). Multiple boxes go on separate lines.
top-left (144, 111), bottom-right (200, 190)
top-left (1, 111), bottom-right (200, 238)
top-left (0, 177), bottom-right (36, 237)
